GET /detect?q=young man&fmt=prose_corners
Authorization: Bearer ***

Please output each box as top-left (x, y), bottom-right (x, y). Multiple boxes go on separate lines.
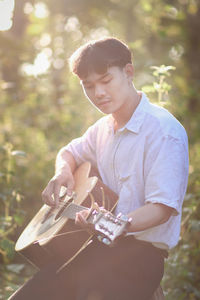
top-left (10, 37), bottom-right (189, 300)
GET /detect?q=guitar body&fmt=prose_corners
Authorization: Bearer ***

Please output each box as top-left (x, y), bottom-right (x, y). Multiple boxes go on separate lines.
top-left (15, 162), bottom-right (118, 269)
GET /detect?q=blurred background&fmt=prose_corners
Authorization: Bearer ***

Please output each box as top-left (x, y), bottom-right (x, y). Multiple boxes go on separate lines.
top-left (0, 0), bottom-right (199, 299)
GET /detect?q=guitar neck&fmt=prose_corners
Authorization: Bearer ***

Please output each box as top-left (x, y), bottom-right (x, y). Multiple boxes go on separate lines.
top-left (60, 202), bottom-right (101, 227)
top-left (61, 202), bottom-right (130, 246)
top-left (61, 202), bottom-right (90, 220)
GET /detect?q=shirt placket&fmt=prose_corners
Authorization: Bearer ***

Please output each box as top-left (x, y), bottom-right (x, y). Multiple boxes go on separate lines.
top-left (111, 131), bottom-right (123, 193)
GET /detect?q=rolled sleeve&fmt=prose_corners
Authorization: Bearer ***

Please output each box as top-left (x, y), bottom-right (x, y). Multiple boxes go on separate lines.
top-left (144, 135), bottom-right (189, 215)
top-left (64, 123), bottom-right (98, 167)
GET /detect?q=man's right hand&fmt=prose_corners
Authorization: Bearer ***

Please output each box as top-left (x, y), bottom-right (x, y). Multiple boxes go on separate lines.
top-left (42, 169), bottom-right (75, 208)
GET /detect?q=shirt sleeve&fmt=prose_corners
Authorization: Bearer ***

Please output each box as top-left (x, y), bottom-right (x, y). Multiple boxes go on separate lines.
top-left (63, 122), bottom-right (98, 168)
top-left (144, 134), bottom-right (189, 215)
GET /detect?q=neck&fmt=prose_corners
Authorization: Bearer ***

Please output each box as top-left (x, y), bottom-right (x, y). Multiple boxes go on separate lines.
top-left (112, 87), bottom-right (142, 131)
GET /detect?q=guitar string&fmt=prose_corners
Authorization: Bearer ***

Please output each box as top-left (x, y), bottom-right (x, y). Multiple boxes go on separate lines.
top-left (34, 229), bottom-right (87, 244)
top-left (39, 201), bottom-right (106, 245)
top-left (47, 187), bottom-right (105, 210)
top-left (46, 194), bottom-right (84, 211)
top-left (45, 199), bottom-right (89, 219)
top-left (46, 189), bottom-right (104, 215)
top-left (40, 191), bottom-right (98, 243)
top-left (40, 189), bottom-right (109, 245)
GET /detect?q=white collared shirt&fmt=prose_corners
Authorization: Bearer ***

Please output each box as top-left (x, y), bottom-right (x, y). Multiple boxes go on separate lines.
top-left (65, 92), bottom-right (189, 249)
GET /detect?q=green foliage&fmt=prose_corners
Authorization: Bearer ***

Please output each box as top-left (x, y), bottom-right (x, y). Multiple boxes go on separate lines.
top-left (0, 144), bottom-right (25, 263)
top-left (163, 193), bottom-right (200, 300)
top-left (143, 63), bottom-right (200, 299)
top-left (0, 262), bottom-right (35, 299)
top-left (142, 65), bottom-right (176, 103)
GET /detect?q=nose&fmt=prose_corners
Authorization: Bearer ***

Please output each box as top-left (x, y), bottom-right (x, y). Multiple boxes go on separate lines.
top-left (95, 84), bottom-right (106, 100)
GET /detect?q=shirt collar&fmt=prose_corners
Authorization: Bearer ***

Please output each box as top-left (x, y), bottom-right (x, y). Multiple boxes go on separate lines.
top-left (107, 92), bottom-right (149, 133)
top-left (107, 92), bottom-right (149, 134)
top-left (122, 92), bottom-right (149, 134)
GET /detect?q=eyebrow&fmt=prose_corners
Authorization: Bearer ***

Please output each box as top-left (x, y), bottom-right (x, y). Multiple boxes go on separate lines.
top-left (81, 72), bottom-right (111, 85)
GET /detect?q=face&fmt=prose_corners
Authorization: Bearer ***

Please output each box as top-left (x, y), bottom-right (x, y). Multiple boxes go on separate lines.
top-left (80, 65), bottom-right (133, 115)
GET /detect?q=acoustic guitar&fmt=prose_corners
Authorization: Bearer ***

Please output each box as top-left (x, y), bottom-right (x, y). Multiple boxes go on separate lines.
top-left (15, 161), bottom-right (118, 269)
top-left (15, 161), bottom-right (165, 300)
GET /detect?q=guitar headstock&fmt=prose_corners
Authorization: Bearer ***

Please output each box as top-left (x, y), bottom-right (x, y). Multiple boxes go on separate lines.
top-left (88, 211), bottom-right (131, 246)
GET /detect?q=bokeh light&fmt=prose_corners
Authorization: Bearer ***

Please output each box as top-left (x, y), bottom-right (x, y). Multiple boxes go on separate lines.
top-left (0, 0), bottom-right (15, 31)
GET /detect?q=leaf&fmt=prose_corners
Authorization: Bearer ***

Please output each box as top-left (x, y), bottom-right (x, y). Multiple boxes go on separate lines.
top-left (14, 214), bottom-right (25, 226)
top-left (184, 194), bottom-right (194, 202)
top-left (0, 239), bottom-right (15, 262)
top-left (11, 151), bottom-right (26, 157)
top-left (0, 216), bottom-right (12, 227)
top-left (151, 65), bottom-right (176, 77)
top-left (189, 220), bottom-right (200, 232)
top-left (0, 193), bottom-right (7, 200)
top-left (141, 85), bottom-right (156, 93)
top-left (6, 264), bottom-right (25, 274)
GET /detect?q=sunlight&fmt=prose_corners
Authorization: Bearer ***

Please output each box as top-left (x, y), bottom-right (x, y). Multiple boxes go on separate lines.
top-left (34, 2), bottom-right (49, 19)
top-left (24, 2), bottom-right (34, 15)
top-left (24, 2), bottom-right (50, 19)
top-left (21, 51), bottom-right (51, 77)
top-left (89, 27), bottom-right (110, 40)
top-left (65, 16), bottom-right (79, 32)
top-left (0, 0), bottom-right (15, 31)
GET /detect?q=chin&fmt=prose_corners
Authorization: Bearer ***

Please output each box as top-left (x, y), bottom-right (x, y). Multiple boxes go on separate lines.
top-left (95, 105), bottom-right (111, 114)
top-left (100, 108), bottom-right (114, 114)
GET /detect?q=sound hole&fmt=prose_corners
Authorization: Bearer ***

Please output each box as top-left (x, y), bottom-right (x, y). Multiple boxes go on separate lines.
top-left (41, 207), bottom-right (55, 224)
top-left (54, 197), bottom-right (74, 221)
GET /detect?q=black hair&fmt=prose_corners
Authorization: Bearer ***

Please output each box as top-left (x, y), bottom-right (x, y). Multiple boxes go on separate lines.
top-left (69, 37), bottom-right (132, 79)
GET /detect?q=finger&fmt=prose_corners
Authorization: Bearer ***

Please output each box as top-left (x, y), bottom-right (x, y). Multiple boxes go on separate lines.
top-left (75, 211), bottom-right (88, 226)
top-left (99, 206), bottom-right (107, 213)
top-left (82, 210), bottom-right (91, 220)
top-left (75, 212), bottom-right (84, 225)
top-left (53, 183), bottom-right (62, 208)
top-left (75, 211), bottom-right (95, 234)
top-left (66, 175), bottom-right (75, 196)
top-left (42, 184), bottom-right (55, 206)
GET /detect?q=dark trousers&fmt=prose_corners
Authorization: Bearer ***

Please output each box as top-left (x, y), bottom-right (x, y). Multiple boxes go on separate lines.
top-left (9, 236), bottom-right (165, 300)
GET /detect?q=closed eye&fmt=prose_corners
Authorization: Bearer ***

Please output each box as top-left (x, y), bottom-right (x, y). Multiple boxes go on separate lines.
top-left (81, 74), bottom-right (112, 89)
top-left (102, 79), bottom-right (111, 84)
top-left (101, 75), bottom-right (113, 84)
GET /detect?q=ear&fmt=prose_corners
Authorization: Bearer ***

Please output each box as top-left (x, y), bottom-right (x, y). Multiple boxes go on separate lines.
top-left (124, 64), bottom-right (134, 81)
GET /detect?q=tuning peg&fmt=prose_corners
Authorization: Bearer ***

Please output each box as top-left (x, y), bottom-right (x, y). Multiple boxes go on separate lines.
top-left (102, 237), bottom-right (111, 245)
top-left (120, 215), bottom-right (129, 221)
top-left (117, 212), bottom-right (122, 218)
top-left (97, 236), bottom-right (111, 245)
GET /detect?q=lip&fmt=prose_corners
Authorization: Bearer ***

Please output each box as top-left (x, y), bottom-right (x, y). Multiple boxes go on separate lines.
top-left (98, 100), bottom-right (111, 106)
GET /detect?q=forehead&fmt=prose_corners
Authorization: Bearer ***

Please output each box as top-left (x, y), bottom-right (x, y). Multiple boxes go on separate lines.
top-left (81, 66), bottom-right (122, 84)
